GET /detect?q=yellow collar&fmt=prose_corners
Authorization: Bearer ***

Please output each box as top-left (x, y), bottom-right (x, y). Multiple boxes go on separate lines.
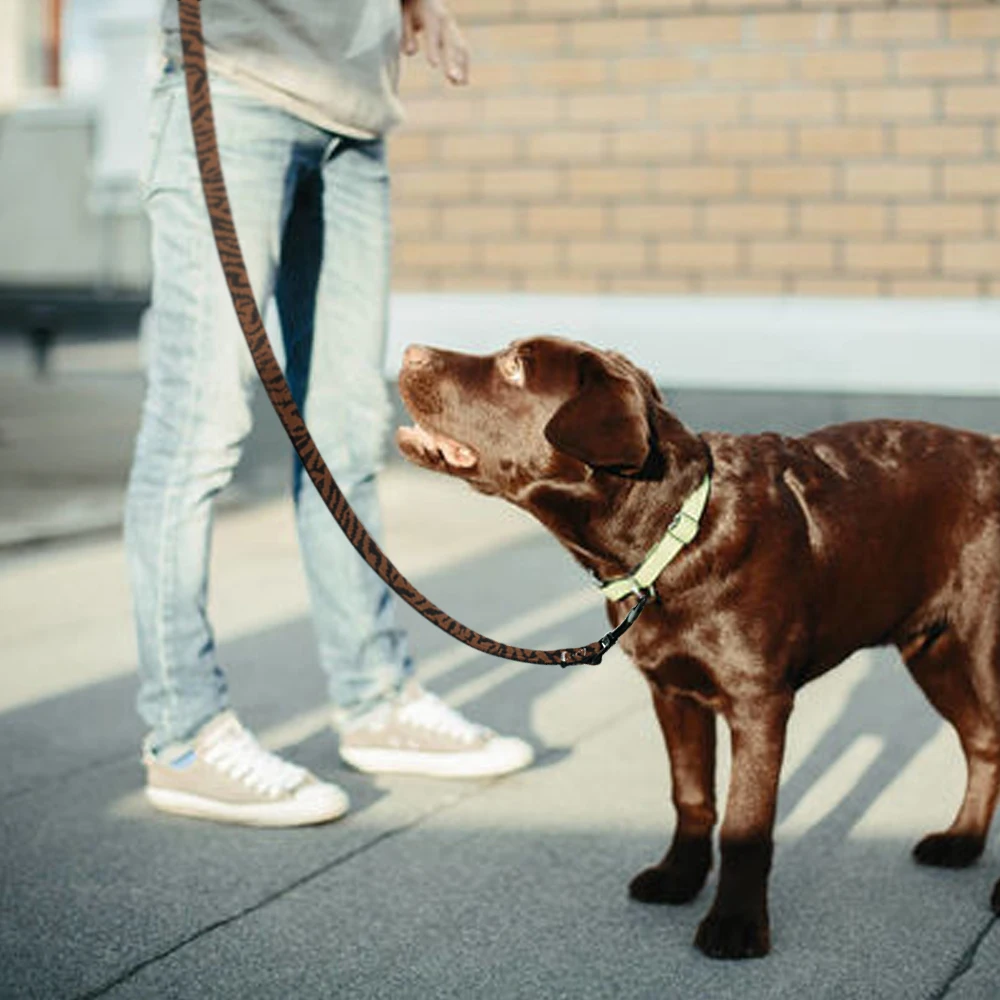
top-left (599, 472), bottom-right (711, 602)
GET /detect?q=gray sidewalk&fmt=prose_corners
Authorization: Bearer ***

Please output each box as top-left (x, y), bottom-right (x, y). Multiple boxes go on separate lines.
top-left (2, 336), bottom-right (1000, 998)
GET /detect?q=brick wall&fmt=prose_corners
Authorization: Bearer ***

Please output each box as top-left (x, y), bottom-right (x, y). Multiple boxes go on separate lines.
top-left (389, 2), bottom-right (999, 298)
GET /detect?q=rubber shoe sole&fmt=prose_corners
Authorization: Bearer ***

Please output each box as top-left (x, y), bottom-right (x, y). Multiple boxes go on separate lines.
top-left (145, 783), bottom-right (349, 827)
top-left (340, 738), bottom-right (534, 779)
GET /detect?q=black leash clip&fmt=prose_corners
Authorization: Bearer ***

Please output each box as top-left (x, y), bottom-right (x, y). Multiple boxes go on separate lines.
top-left (560, 588), bottom-right (652, 667)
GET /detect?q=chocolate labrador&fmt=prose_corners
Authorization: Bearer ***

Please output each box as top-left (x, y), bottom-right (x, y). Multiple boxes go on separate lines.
top-left (396, 336), bottom-right (1000, 959)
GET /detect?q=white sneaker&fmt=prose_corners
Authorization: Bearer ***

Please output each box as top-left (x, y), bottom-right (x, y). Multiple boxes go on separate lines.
top-left (144, 711), bottom-right (349, 827)
top-left (338, 680), bottom-right (534, 779)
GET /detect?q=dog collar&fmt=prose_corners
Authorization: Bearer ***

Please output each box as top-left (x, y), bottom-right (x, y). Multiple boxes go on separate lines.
top-left (598, 472), bottom-right (711, 602)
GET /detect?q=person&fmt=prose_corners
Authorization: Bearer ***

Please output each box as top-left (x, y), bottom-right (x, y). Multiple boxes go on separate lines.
top-left (126, 0), bottom-right (533, 828)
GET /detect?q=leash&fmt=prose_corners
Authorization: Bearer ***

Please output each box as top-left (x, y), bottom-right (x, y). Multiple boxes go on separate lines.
top-left (175, 0), bottom-right (648, 666)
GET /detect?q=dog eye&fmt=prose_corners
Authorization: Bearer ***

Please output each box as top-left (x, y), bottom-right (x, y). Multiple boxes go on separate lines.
top-left (498, 353), bottom-right (525, 385)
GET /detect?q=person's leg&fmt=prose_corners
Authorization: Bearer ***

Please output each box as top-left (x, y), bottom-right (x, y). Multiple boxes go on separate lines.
top-left (126, 64), bottom-right (311, 751)
top-left (280, 134), bottom-right (414, 718)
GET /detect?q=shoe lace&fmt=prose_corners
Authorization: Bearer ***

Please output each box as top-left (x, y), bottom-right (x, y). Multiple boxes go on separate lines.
top-left (202, 720), bottom-right (307, 796)
top-left (399, 690), bottom-right (489, 745)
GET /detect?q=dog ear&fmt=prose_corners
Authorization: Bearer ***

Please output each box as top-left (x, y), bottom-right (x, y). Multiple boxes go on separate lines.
top-left (543, 352), bottom-right (650, 473)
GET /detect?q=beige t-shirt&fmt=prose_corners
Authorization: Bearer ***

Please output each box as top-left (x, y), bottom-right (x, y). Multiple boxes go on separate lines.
top-left (159, 0), bottom-right (404, 139)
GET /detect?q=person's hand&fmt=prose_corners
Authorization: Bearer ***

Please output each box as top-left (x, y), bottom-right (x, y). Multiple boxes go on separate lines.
top-left (400, 0), bottom-right (469, 85)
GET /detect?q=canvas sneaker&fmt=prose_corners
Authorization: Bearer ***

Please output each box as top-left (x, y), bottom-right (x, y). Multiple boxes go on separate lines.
top-left (337, 680), bottom-right (534, 779)
top-left (144, 711), bottom-right (349, 827)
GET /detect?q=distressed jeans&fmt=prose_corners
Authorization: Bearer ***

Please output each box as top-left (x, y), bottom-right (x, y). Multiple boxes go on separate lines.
top-left (126, 60), bottom-right (413, 751)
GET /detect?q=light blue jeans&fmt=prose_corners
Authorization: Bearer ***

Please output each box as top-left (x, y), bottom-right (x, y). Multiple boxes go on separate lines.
top-left (126, 59), bottom-right (413, 751)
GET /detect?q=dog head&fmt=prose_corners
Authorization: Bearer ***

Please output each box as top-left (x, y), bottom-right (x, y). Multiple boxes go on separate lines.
top-left (396, 336), bottom-right (676, 501)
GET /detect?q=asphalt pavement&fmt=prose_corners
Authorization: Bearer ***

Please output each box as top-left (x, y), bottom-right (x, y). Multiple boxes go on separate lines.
top-left (2, 337), bottom-right (1000, 999)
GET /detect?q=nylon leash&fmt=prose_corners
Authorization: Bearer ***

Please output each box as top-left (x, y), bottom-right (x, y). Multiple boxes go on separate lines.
top-left (175, 0), bottom-right (648, 666)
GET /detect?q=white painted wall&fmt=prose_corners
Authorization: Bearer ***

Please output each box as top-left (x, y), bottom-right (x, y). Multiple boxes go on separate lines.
top-left (386, 294), bottom-right (1000, 396)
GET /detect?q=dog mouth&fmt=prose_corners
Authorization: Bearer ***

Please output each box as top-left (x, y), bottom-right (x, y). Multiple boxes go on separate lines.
top-left (397, 422), bottom-right (479, 470)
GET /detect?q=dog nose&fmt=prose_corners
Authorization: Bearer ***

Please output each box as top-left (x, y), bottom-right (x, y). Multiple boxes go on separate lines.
top-left (403, 345), bottom-right (433, 369)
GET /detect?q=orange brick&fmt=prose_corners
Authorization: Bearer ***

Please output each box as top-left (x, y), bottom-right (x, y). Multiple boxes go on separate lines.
top-left (529, 0), bottom-right (606, 15)
top-left (483, 242), bottom-right (561, 269)
top-left (526, 205), bottom-right (607, 236)
top-left (480, 168), bottom-right (560, 199)
top-left (607, 275), bottom-right (693, 294)
top-left (399, 61), bottom-right (443, 97)
top-left (527, 130), bottom-right (608, 162)
top-left (441, 205), bottom-right (518, 236)
top-left (528, 58), bottom-right (609, 88)
top-left (705, 127), bottom-right (790, 160)
top-left (612, 129), bottom-right (697, 161)
top-left (657, 92), bottom-right (744, 123)
top-left (752, 13), bottom-right (839, 44)
top-left (799, 203), bottom-right (887, 235)
top-left (895, 204), bottom-right (986, 236)
top-left (844, 241), bottom-right (932, 273)
top-left (569, 19), bottom-right (656, 52)
top-left (657, 165), bottom-right (741, 197)
top-left (709, 52), bottom-right (794, 83)
top-left (466, 23), bottom-right (562, 55)
top-left (798, 125), bottom-right (884, 158)
top-left (894, 125), bottom-right (985, 158)
top-left (943, 241), bottom-right (1000, 274)
top-left (396, 241), bottom-right (478, 269)
top-left (404, 97), bottom-right (478, 129)
top-left (702, 275), bottom-right (786, 294)
top-left (751, 90), bottom-right (837, 121)
top-left (944, 85), bottom-right (1000, 118)
top-left (891, 279), bottom-right (981, 297)
top-left (407, 58), bottom-right (520, 95)
top-left (440, 133), bottom-right (517, 164)
top-left (437, 272), bottom-right (518, 292)
top-left (392, 205), bottom-right (436, 237)
top-left (569, 166), bottom-right (651, 197)
top-left (660, 15), bottom-right (742, 46)
top-left (943, 164), bottom-right (1000, 197)
top-left (525, 274), bottom-right (606, 293)
top-left (614, 0), bottom-right (693, 11)
top-left (388, 133), bottom-right (434, 166)
top-left (751, 241), bottom-right (834, 271)
top-left (567, 92), bottom-right (650, 125)
top-left (464, 0), bottom-right (519, 15)
top-left (391, 273), bottom-right (436, 292)
top-left (483, 95), bottom-right (560, 126)
top-left (897, 47), bottom-right (988, 80)
top-left (949, 8), bottom-right (1000, 40)
top-left (795, 278), bottom-right (881, 295)
top-left (845, 164), bottom-right (933, 197)
top-left (800, 49), bottom-right (888, 82)
top-left (394, 169), bottom-right (476, 199)
top-left (567, 241), bottom-right (648, 271)
top-left (656, 241), bottom-right (741, 271)
top-left (466, 63), bottom-right (522, 89)
top-left (845, 86), bottom-right (935, 120)
top-left (616, 57), bottom-right (699, 86)
top-left (750, 165), bottom-right (835, 197)
top-left (849, 10), bottom-right (938, 42)
top-left (613, 203), bottom-right (697, 234)
top-left (704, 203), bottom-right (790, 234)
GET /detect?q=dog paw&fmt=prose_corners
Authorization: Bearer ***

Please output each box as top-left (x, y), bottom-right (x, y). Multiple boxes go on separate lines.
top-left (629, 862), bottom-right (707, 905)
top-left (913, 832), bottom-right (984, 868)
top-left (695, 908), bottom-right (770, 960)
top-left (991, 879), bottom-right (999, 915)
top-left (629, 837), bottom-right (711, 905)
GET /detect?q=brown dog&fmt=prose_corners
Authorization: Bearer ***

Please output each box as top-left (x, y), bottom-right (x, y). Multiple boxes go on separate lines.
top-left (396, 335), bottom-right (1000, 959)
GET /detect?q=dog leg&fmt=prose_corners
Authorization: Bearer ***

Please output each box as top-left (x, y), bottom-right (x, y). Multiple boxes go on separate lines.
top-left (694, 692), bottom-right (792, 960)
top-left (905, 636), bottom-right (1000, 868)
top-left (630, 688), bottom-right (716, 905)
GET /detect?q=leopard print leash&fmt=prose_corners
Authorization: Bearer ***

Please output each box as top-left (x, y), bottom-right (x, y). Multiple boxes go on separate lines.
top-left (176, 0), bottom-right (648, 666)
